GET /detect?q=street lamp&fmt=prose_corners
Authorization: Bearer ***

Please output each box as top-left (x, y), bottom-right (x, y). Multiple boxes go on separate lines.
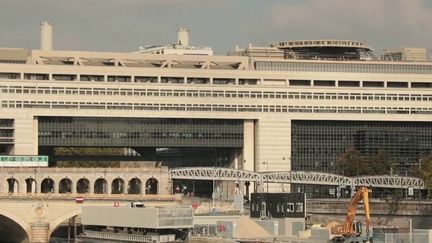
top-left (262, 161), bottom-right (269, 193)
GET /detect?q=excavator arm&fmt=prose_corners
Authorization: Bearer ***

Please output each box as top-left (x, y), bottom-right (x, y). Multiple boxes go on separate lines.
top-left (342, 186), bottom-right (370, 236)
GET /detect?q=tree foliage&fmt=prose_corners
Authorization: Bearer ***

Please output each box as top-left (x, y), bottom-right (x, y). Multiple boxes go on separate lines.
top-left (54, 147), bottom-right (124, 156)
top-left (53, 147), bottom-right (123, 167)
top-left (336, 148), bottom-right (395, 176)
top-left (56, 160), bottom-right (120, 168)
top-left (411, 154), bottom-right (432, 198)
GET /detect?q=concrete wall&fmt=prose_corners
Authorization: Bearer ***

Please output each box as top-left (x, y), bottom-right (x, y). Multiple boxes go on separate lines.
top-left (82, 206), bottom-right (159, 228)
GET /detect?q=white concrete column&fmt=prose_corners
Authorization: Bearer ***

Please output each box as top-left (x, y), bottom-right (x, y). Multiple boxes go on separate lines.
top-left (32, 180), bottom-right (36, 193)
top-left (243, 120), bottom-right (255, 172)
top-left (141, 179), bottom-right (148, 195)
top-left (13, 180), bottom-right (18, 193)
top-left (20, 180), bottom-right (27, 194)
top-left (119, 180), bottom-right (126, 194)
top-left (71, 181), bottom-right (76, 194)
top-left (12, 116), bottom-right (38, 155)
top-left (89, 180), bottom-right (94, 194)
top-left (34, 179), bottom-right (39, 193)
top-left (107, 180), bottom-right (112, 194)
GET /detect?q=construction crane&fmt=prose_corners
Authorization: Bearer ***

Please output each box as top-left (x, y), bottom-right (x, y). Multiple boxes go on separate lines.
top-left (330, 186), bottom-right (371, 243)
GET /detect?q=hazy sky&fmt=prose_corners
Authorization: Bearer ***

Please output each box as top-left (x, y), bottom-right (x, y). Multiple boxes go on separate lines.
top-left (0, 0), bottom-right (431, 54)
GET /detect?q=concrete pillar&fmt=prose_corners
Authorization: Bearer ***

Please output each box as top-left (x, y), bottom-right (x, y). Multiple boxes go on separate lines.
top-left (107, 180), bottom-right (112, 194)
top-left (13, 180), bottom-right (18, 193)
top-left (32, 180), bottom-right (36, 193)
top-left (243, 120), bottom-right (255, 172)
top-left (20, 180), bottom-right (27, 194)
top-left (229, 149), bottom-right (240, 170)
top-left (117, 180), bottom-right (126, 194)
top-left (71, 181), bottom-right (76, 194)
top-left (34, 180), bottom-right (39, 193)
top-left (30, 221), bottom-right (49, 243)
top-left (12, 116), bottom-right (38, 155)
top-left (142, 180), bottom-right (146, 195)
top-left (89, 180), bottom-right (94, 194)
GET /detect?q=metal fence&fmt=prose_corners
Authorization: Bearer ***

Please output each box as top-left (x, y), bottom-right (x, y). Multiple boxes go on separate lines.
top-left (376, 233), bottom-right (430, 243)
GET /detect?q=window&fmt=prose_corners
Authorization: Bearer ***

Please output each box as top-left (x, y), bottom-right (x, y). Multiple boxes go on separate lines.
top-left (314, 80), bottom-right (335, 87)
top-left (338, 80), bottom-right (360, 87)
top-left (286, 203), bottom-right (294, 212)
top-left (296, 203), bottom-right (303, 212)
top-left (289, 79), bottom-right (310, 86)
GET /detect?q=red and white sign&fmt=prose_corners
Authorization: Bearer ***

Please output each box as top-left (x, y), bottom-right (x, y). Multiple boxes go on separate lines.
top-left (75, 197), bottom-right (85, 203)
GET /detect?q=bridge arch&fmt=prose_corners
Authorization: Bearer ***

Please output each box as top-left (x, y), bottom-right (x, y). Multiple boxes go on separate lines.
top-left (128, 178), bottom-right (142, 194)
top-left (0, 209), bottom-right (30, 242)
top-left (59, 178), bottom-right (72, 193)
top-left (76, 178), bottom-right (90, 194)
top-left (25, 178), bottom-right (37, 193)
top-left (7, 178), bottom-right (19, 193)
top-left (146, 178), bottom-right (158, 194)
top-left (41, 178), bottom-right (55, 193)
top-left (49, 209), bottom-right (81, 238)
top-left (94, 178), bottom-right (108, 194)
top-left (112, 178), bottom-right (125, 194)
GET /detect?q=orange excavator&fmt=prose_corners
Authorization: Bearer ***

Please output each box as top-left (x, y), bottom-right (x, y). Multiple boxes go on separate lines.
top-left (330, 186), bottom-right (371, 243)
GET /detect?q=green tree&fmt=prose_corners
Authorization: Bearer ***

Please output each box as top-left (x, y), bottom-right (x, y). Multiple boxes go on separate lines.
top-left (56, 160), bottom-right (119, 168)
top-left (336, 147), bottom-right (367, 176)
top-left (53, 147), bottom-right (123, 167)
top-left (367, 149), bottom-right (395, 175)
top-left (336, 148), bottom-right (395, 176)
top-left (411, 154), bottom-right (432, 198)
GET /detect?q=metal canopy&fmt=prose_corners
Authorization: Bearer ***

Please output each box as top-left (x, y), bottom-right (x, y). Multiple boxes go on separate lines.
top-left (169, 167), bottom-right (425, 189)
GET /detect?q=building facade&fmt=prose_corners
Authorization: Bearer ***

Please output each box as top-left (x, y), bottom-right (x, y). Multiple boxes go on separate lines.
top-left (1, 39), bottom-right (432, 191)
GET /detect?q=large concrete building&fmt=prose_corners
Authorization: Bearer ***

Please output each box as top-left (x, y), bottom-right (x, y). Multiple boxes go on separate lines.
top-left (1, 25), bottom-right (432, 192)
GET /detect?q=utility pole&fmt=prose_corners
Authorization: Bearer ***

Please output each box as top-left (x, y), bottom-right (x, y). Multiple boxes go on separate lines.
top-left (263, 161), bottom-right (269, 193)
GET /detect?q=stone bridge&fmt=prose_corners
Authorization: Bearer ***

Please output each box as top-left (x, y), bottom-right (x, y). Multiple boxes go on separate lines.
top-left (0, 195), bottom-right (179, 243)
top-left (0, 166), bottom-right (171, 195)
top-left (0, 167), bottom-right (173, 242)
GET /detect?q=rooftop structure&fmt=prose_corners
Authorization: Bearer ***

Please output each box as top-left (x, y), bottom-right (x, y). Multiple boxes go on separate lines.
top-left (382, 47), bottom-right (428, 62)
top-left (136, 27), bottom-right (213, 56)
top-left (231, 39), bottom-right (377, 61)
